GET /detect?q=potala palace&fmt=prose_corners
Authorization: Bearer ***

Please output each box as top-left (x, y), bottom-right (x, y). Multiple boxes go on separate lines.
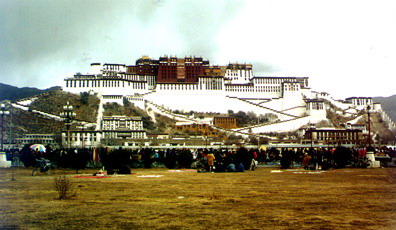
top-left (62, 55), bottom-right (395, 138)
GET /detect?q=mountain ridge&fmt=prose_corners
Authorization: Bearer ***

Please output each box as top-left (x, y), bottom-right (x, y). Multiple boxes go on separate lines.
top-left (0, 82), bottom-right (61, 101)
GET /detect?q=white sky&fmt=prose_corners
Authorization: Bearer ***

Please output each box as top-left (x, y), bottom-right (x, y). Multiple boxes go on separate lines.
top-left (1, 0), bottom-right (396, 99)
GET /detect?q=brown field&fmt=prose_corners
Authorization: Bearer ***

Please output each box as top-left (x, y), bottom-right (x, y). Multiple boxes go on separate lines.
top-left (0, 167), bottom-right (395, 230)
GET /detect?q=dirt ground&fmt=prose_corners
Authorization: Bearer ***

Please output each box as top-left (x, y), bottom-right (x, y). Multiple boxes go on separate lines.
top-left (0, 166), bottom-right (395, 230)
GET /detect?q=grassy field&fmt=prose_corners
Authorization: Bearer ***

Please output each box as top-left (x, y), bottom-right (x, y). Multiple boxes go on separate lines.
top-left (0, 167), bottom-right (395, 230)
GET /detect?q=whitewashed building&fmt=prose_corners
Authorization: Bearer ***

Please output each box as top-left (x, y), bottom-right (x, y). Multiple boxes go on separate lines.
top-left (345, 97), bottom-right (373, 109)
top-left (61, 115), bottom-right (146, 147)
top-left (101, 115), bottom-right (146, 139)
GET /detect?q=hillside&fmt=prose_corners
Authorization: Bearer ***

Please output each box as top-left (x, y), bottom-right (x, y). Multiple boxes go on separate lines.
top-left (326, 106), bottom-right (395, 144)
top-left (29, 90), bottom-right (99, 123)
top-left (0, 82), bottom-right (60, 101)
top-left (2, 108), bottom-right (64, 143)
top-left (5, 90), bottom-right (174, 144)
top-left (3, 90), bottom-right (100, 144)
top-left (374, 94), bottom-right (396, 123)
top-left (355, 113), bottom-right (395, 144)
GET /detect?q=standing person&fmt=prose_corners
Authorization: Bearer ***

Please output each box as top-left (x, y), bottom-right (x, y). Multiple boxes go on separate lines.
top-left (302, 153), bottom-right (311, 170)
top-left (250, 151), bottom-right (258, 170)
top-left (13, 149), bottom-right (20, 167)
top-left (34, 148), bottom-right (40, 159)
top-left (207, 152), bottom-right (215, 172)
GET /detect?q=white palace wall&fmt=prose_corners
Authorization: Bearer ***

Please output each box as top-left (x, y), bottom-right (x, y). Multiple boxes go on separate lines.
top-left (63, 79), bottom-right (149, 96)
top-left (307, 110), bottom-right (327, 123)
top-left (145, 90), bottom-right (227, 113)
top-left (281, 106), bottom-right (307, 117)
top-left (264, 96), bottom-right (304, 110)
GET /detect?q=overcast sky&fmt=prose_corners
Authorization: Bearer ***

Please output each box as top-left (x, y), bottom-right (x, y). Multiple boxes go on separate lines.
top-left (1, 0), bottom-right (396, 99)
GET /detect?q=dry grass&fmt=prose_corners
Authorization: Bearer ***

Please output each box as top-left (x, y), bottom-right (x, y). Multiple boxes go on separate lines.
top-left (53, 175), bottom-right (75, 200)
top-left (0, 167), bottom-right (395, 229)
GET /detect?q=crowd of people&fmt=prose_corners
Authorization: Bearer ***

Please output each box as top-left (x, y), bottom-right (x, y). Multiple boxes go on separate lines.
top-left (3, 144), bottom-right (396, 174)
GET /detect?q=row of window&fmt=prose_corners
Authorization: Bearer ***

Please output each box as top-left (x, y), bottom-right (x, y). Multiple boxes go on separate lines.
top-left (102, 126), bottom-right (143, 130)
top-left (64, 133), bottom-right (98, 143)
top-left (225, 85), bottom-right (282, 93)
top-left (102, 122), bottom-right (143, 130)
top-left (284, 84), bottom-right (300, 91)
top-left (66, 80), bottom-right (147, 89)
top-left (254, 78), bottom-right (300, 85)
top-left (103, 131), bottom-right (146, 139)
top-left (66, 78), bottom-right (303, 93)
top-left (70, 133), bottom-right (98, 137)
top-left (316, 133), bottom-right (360, 139)
top-left (214, 119), bottom-right (236, 124)
top-left (103, 65), bottom-right (125, 71)
top-left (70, 137), bottom-right (97, 142)
top-left (18, 139), bottom-right (56, 144)
top-left (200, 79), bottom-right (223, 90)
top-left (307, 102), bottom-right (325, 110)
top-left (22, 135), bottom-right (55, 139)
top-left (158, 84), bottom-right (199, 91)
top-left (352, 99), bottom-right (372, 106)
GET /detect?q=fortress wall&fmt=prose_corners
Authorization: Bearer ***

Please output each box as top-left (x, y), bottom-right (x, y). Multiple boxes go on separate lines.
top-left (240, 116), bottom-right (311, 133)
top-left (379, 110), bottom-right (396, 132)
top-left (353, 105), bottom-right (371, 111)
top-left (12, 103), bottom-right (29, 111)
top-left (242, 116), bottom-right (326, 133)
top-left (145, 91), bottom-right (292, 120)
top-left (144, 101), bottom-right (191, 122)
top-left (325, 97), bottom-right (351, 110)
top-left (16, 98), bottom-right (37, 106)
top-left (307, 110), bottom-right (328, 123)
top-left (224, 90), bottom-right (281, 99)
top-left (262, 96), bottom-right (305, 112)
top-left (125, 96), bottom-right (145, 109)
top-left (102, 96), bottom-right (123, 105)
top-left (145, 91), bottom-right (228, 113)
top-left (223, 97), bottom-right (288, 120)
top-left (283, 106), bottom-right (306, 117)
top-left (238, 113), bottom-right (327, 134)
top-left (100, 95), bottom-right (145, 109)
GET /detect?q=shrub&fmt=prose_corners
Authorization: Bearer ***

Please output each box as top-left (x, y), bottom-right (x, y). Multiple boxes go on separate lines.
top-left (79, 92), bottom-right (89, 105)
top-left (54, 175), bottom-right (73, 199)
